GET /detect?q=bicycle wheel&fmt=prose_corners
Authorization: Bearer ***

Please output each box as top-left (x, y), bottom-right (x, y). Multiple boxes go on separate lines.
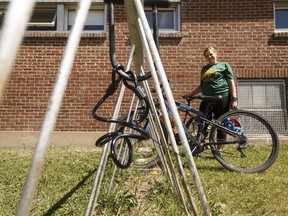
top-left (209, 110), bottom-right (279, 173)
top-left (185, 116), bottom-right (207, 155)
top-left (185, 116), bottom-right (200, 138)
top-left (117, 112), bottom-right (168, 169)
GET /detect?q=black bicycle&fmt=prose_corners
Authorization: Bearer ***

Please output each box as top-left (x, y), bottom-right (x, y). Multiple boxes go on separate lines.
top-left (93, 65), bottom-right (279, 172)
top-left (115, 94), bottom-right (279, 173)
top-left (182, 95), bottom-right (279, 173)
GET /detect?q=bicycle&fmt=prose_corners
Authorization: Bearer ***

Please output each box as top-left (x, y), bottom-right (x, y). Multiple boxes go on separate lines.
top-left (93, 65), bottom-right (279, 172)
top-left (175, 95), bottom-right (279, 173)
top-left (115, 93), bottom-right (279, 173)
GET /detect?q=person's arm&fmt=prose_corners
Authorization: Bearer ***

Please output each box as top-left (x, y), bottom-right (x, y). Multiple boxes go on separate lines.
top-left (228, 79), bottom-right (238, 109)
top-left (183, 85), bottom-right (202, 99)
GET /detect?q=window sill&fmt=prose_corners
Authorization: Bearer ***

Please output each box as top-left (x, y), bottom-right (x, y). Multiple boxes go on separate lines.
top-left (24, 31), bottom-right (107, 38)
top-left (273, 32), bottom-right (288, 38)
top-left (158, 32), bottom-right (183, 38)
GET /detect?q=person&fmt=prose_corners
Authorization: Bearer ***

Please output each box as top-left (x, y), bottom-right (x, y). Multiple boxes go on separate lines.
top-left (183, 46), bottom-right (238, 154)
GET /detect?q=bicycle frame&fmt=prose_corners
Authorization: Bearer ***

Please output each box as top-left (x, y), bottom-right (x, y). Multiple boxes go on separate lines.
top-left (164, 98), bottom-right (244, 148)
top-left (155, 94), bottom-right (279, 173)
top-left (164, 102), bottom-right (199, 144)
top-left (119, 94), bottom-right (279, 173)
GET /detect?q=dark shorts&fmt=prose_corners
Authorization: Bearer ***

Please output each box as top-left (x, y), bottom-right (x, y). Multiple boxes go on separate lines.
top-left (199, 95), bottom-right (230, 120)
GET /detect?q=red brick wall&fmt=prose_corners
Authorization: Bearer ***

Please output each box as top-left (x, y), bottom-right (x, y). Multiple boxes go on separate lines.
top-left (1, 0), bottom-right (287, 132)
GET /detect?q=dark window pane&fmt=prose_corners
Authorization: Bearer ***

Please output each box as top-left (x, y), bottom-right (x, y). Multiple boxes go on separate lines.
top-left (68, 10), bottom-right (104, 31)
top-left (145, 10), bottom-right (175, 30)
top-left (30, 9), bottom-right (56, 23)
top-left (275, 10), bottom-right (288, 29)
top-left (67, 25), bottom-right (104, 31)
top-left (27, 9), bottom-right (56, 31)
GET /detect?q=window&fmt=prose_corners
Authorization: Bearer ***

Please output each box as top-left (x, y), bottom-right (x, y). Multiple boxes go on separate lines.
top-left (21, 3), bottom-right (106, 32)
top-left (274, 2), bottom-right (288, 32)
top-left (145, 3), bottom-right (180, 32)
top-left (28, 9), bottom-right (57, 31)
top-left (67, 9), bottom-right (105, 31)
top-left (238, 79), bottom-right (287, 135)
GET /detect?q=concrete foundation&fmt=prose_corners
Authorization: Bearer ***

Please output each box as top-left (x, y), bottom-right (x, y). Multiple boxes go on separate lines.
top-left (0, 131), bottom-right (105, 148)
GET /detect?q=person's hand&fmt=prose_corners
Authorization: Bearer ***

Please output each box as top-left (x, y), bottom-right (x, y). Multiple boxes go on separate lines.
top-left (183, 93), bottom-right (193, 100)
top-left (230, 100), bottom-right (238, 110)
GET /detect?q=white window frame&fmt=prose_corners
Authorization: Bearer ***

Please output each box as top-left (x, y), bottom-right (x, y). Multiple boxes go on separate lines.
top-left (1, 2), bottom-right (107, 32)
top-left (274, 1), bottom-right (288, 33)
top-left (145, 2), bottom-right (181, 33)
top-left (65, 5), bottom-right (106, 32)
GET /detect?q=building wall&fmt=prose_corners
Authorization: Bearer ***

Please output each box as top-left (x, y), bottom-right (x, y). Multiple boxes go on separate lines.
top-left (0, 0), bottom-right (288, 135)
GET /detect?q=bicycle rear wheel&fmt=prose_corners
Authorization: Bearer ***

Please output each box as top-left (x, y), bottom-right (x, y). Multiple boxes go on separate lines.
top-left (209, 110), bottom-right (279, 173)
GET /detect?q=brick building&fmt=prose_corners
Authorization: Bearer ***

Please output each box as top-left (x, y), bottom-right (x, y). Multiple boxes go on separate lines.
top-left (0, 0), bottom-right (287, 147)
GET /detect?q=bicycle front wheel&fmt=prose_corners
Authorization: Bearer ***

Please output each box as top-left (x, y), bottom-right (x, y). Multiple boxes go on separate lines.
top-left (209, 110), bottom-right (279, 173)
top-left (130, 118), bottom-right (168, 169)
top-left (117, 111), bottom-right (168, 169)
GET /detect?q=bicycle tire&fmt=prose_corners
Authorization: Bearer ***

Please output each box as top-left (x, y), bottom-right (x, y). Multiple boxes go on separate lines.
top-left (185, 116), bottom-right (207, 155)
top-left (131, 119), bottom-right (168, 169)
top-left (185, 116), bottom-right (200, 138)
top-left (116, 111), bottom-right (168, 169)
top-left (209, 110), bottom-right (279, 173)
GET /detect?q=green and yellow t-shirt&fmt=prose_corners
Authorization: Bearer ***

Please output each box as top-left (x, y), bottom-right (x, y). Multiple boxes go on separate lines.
top-left (200, 62), bottom-right (234, 97)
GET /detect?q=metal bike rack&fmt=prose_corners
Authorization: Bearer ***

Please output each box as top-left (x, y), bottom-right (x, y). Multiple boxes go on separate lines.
top-left (87, 0), bottom-right (211, 215)
top-left (134, 1), bottom-right (210, 215)
top-left (85, 1), bottom-right (171, 214)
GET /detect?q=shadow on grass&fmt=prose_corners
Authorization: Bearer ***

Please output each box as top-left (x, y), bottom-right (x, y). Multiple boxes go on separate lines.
top-left (43, 167), bottom-right (97, 216)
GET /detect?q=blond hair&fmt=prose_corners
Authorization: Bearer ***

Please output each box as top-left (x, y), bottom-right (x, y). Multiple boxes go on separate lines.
top-left (203, 47), bottom-right (218, 56)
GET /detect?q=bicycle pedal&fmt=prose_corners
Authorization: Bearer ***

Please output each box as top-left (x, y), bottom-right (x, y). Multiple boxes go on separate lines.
top-left (238, 137), bottom-right (248, 149)
top-left (238, 143), bottom-right (248, 149)
top-left (191, 146), bottom-right (204, 156)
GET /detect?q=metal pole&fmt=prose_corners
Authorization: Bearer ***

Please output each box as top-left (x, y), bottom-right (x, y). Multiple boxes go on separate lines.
top-left (134, 0), bottom-right (211, 215)
top-left (85, 83), bottom-right (126, 216)
top-left (107, 93), bottom-right (138, 193)
top-left (140, 70), bottom-right (171, 176)
top-left (0, 0), bottom-right (36, 98)
top-left (16, 1), bottom-right (92, 215)
top-left (85, 45), bottom-right (136, 216)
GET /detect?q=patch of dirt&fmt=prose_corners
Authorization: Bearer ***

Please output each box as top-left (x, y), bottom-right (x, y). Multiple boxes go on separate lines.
top-left (131, 168), bottom-right (165, 215)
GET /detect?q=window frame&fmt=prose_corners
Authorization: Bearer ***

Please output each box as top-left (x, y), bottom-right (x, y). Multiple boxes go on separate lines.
top-left (274, 1), bottom-right (288, 33)
top-left (65, 5), bottom-right (106, 32)
top-left (144, 2), bottom-right (181, 33)
top-left (8, 2), bottom-right (107, 33)
top-left (27, 8), bottom-right (57, 31)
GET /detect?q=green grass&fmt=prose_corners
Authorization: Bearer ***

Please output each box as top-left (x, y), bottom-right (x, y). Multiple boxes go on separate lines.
top-left (0, 144), bottom-right (288, 215)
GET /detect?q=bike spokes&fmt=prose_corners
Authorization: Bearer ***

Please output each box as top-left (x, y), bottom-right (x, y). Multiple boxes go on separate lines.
top-left (209, 110), bottom-right (279, 173)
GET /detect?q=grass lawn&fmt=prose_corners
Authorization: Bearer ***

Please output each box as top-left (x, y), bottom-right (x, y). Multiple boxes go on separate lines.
top-left (0, 143), bottom-right (288, 215)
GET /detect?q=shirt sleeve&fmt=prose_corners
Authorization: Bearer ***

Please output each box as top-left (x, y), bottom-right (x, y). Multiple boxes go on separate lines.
top-left (224, 62), bottom-right (234, 80)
